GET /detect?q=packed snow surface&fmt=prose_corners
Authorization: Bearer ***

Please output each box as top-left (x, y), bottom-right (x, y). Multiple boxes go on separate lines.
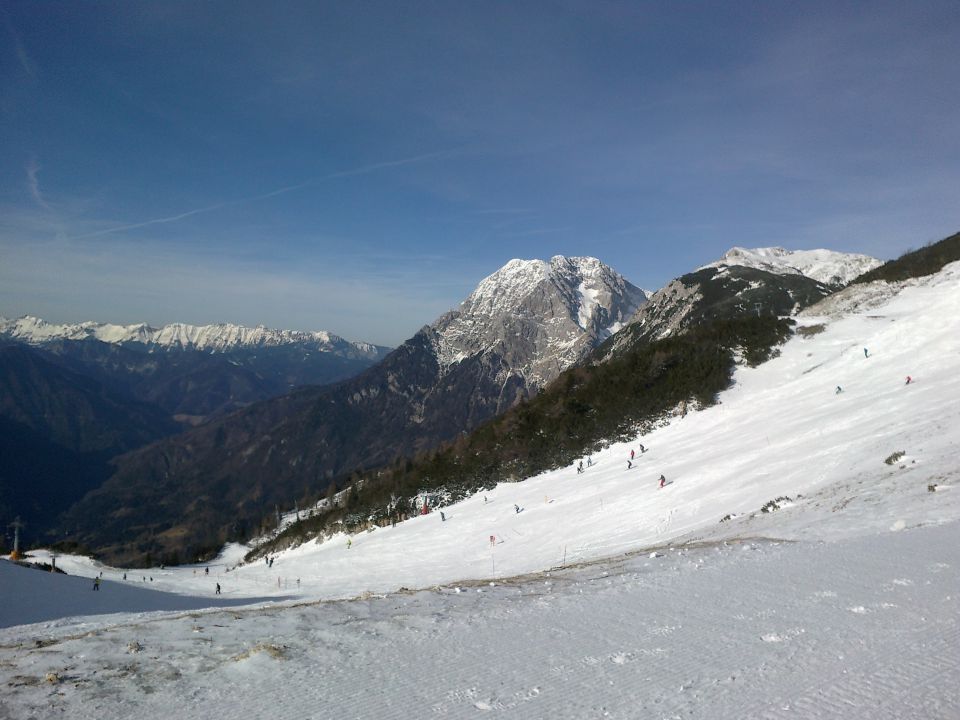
top-left (2, 262), bottom-right (959, 718)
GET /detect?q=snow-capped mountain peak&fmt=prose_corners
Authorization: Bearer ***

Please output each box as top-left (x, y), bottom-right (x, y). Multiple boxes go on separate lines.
top-left (432, 256), bottom-right (647, 386)
top-left (457, 256), bottom-right (641, 333)
top-left (457, 257), bottom-right (552, 319)
top-left (701, 246), bottom-right (882, 287)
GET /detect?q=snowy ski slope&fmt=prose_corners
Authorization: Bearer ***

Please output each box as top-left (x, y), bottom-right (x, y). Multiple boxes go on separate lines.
top-left (1, 262), bottom-right (958, 719)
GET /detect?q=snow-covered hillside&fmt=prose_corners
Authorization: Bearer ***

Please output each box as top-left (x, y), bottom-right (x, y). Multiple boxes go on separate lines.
top-left (0, 315), bottom-right (383, 356)
top-left (2, 261), bottom-right (958, 719)
top-left (701, 246), bottom-right (882, 287)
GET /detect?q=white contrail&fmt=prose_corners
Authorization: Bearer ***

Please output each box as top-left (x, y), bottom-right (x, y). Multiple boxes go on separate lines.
top-left (71, 149), bottom-right (454, 240)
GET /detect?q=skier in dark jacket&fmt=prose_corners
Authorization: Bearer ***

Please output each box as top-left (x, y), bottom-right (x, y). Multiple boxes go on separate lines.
top-left (215, 583), bottom-right (221, 595)
top-left (659, 474), bottom-right (666, 488)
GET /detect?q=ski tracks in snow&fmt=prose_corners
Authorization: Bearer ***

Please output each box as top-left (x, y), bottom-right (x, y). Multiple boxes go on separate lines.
top-left (2, 522), bottom-right (958, 720)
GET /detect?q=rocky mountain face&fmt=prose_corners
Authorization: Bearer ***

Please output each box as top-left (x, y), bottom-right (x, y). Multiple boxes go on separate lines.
top-left (432, 256), bottom-right (645, 395)
top-left (599, 247), bottom-right (880, 361)
top-left (0, 317), bottom-right (391, 422)
top-left (58, 257), bottom-right (646, 564)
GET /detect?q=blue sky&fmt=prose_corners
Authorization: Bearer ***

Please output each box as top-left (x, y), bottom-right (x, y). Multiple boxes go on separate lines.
top-left (1, 1), bottom-right (957, 346)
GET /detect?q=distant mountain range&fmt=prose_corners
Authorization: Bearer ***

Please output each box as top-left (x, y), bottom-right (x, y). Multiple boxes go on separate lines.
top-left (0, 317), bottom-right (392, 423)
top-left (0, 318), bottom-right (391, 548)
top-left (0, 316), bottom-right (384, 356)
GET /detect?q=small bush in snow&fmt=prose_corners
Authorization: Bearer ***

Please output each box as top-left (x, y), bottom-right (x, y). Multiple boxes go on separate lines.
top-left (884, 451), bottom-right (906, 465)
top-left (760, 496), bottom-right (792, 513)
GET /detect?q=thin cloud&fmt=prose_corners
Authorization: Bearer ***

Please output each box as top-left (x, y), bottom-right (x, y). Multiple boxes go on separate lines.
top-left (15, 38), bottom-right (37, 79)
top-left (472, 208), bottom-right (536, 215)
top-left (71, 148), bottom-right (458, 240)
top-left (25, 158), bottom-right (49, 209)
top-left (503, 227), bottom-right (570, 238)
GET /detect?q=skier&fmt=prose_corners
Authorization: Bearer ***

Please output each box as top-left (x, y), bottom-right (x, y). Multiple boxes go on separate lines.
top-left (864, 348), bottom-right (869, 358)
top-left (440, 511), bottom-right (446, 522)
top-left (627, 460), bottom-right (633, 470)
top-left (347, 538), bottom-right (352, 549)
top-left (514, 504), bottom-right (521, 514)
top-left (835, 385), bottom-right (843, 394)
top-left (587, 457), bottom-right (593, 467)
top-left (215, 583), bottom-right (221, 595)
top-left (639, 444), bottom-right (646, 454)
top-left (905, 376), bottom-right (912, 385)
top-left (659, 474), bottom-right (666, 489)
top-left (122, 573), bottom-right (127, 581)
top-left (269, 557), bottom-right (274, 568)
top-left (630, 449), bottom-right (635, 460)
top-left (577, 460), bottom-right (583, 474)
top-left (205, 567), bottom-right (209, 576)
top-left (92, 577), bottom-right (100, 591)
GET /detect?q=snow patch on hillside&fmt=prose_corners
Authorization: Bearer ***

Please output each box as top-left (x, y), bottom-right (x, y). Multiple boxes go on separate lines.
top-left (576, 281), bottom-right (599, 330)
